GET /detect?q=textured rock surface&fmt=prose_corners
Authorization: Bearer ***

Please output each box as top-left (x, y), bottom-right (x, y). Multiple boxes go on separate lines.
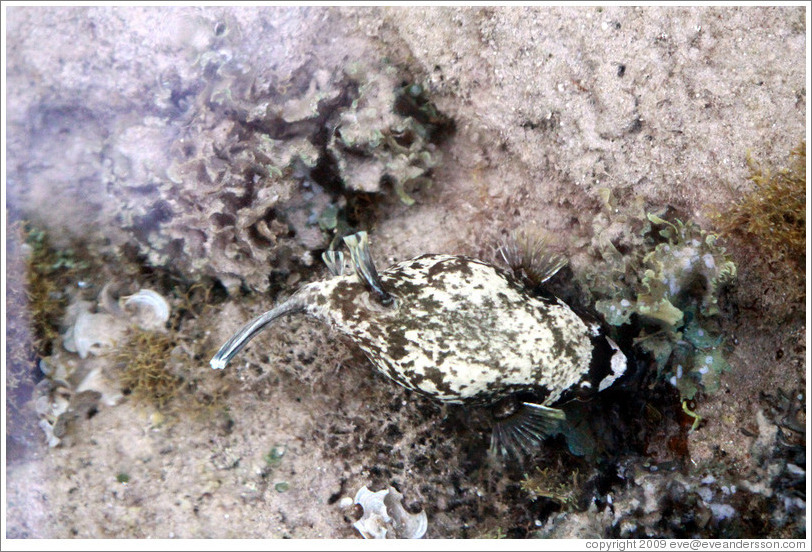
top-left (5, 5), bottom-right (806, 539)
top-left (6, 7), bottom-right (450, 294)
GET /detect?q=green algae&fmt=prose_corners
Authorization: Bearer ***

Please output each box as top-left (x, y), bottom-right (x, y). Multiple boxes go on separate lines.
top-left (593, 212), bottom-right (736, 400)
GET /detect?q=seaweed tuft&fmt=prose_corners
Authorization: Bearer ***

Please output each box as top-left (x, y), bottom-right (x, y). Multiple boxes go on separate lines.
top-left (116, 331), bottom-right (181, 409)
top-left (713, 142), bottom-right (806, 311)
top-left (521, 466), bottom-right (582, 510)
top-left (717, 142), bottom-right (805, 271)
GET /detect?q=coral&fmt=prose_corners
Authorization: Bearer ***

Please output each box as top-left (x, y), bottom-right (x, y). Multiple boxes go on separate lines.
top-left (103, 50), bottom-right (452, 294)
top-left (538, 422), bottom-right (805, 540)
top-left (593, 214), bottom-right (736, 400)
top-left (596, 214), bottom-right (736, 327)
top-left (328, 76), bottom-right (451, 205)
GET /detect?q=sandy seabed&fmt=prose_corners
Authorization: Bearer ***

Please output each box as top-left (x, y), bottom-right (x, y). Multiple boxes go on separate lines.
top-left (4, 5), bottom-right (807, 540)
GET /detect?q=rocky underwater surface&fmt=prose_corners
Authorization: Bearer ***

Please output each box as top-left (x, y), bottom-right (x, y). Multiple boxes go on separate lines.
top-left (4, 6), bottom-right (807, 539)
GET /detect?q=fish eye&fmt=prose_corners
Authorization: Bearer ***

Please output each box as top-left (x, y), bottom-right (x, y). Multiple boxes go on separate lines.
top-left (359, 290), bottom-right (399, 313)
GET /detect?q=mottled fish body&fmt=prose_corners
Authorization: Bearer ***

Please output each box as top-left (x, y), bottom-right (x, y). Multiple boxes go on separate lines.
top-left (211, 232), bottom-right (627, 458)
top-left (299, 254), bottom-right (600, 405)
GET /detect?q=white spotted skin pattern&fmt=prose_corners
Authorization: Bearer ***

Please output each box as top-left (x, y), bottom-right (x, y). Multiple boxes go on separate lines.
top-left (295, 254), bottom-right (595, 406)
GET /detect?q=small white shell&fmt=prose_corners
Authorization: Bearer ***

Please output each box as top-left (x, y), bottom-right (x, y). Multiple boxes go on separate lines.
top-left (122, 289), bottom-right (170, 331)
top-left (38, 357), bottom-right (71, 382)
top-left (34, 394), bottom-right (53, 418)
top-left (352, 486), bottom-right (427, 539)
top-left (63, 309), bottom-right (126, 359)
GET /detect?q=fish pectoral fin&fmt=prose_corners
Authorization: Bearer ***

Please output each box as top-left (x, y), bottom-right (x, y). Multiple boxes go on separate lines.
top-left (322, 249), bottom-right (346, 277)
top-left (490, 402), bottom-right (565, 460)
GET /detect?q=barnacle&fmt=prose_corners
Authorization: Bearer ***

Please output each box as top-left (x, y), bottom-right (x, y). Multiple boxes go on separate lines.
top-left (351, 486), bottom-right (427, 539)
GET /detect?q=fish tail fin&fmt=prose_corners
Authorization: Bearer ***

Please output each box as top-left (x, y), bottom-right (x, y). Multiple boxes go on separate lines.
top-left (210, 296), bottom-right (306, 370)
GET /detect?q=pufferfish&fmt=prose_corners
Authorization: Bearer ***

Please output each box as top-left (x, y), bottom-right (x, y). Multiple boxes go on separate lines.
top-left (211, 231), bottom-right (628, 458)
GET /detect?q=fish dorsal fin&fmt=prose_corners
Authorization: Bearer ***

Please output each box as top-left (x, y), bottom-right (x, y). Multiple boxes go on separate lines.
top-left (498, 230), bottom-right (568, 287)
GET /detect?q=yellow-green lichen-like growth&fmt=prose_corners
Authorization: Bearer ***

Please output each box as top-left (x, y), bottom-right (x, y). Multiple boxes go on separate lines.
top-left (595, 213), bottom-right (736, 399)
top-left (596, 214), bottom-right (736, 329)
top-left (520, 467), bottom-right (581, 510)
